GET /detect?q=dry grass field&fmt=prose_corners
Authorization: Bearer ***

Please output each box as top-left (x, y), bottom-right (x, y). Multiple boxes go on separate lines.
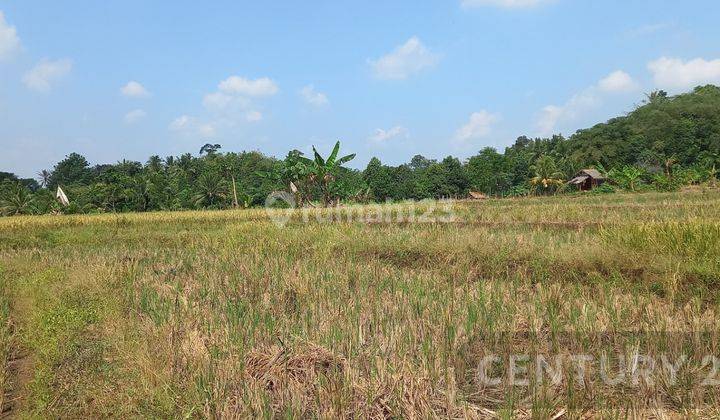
top-left (1, 190), bottom-right (720, 418)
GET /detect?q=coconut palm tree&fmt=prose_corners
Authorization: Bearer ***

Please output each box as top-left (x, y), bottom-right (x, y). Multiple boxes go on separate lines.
top-left (192, 172), bottom-right (228, 208)
top-left (529, 155), bottom-right (565, 195)
top-left (0, 181), bottom-right (35, 216)
top-left (38, 170), bottom-right (51, 188)
top-left (146, 155), bottom-right (163, 172)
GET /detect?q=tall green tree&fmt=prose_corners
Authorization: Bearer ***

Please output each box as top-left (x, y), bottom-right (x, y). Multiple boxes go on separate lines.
top-left (363, 157), bottom-right (394, 201)
top-left (467, 147), bottom-right (510, 195)
top-left (48, 153), bottom-right (93, 189)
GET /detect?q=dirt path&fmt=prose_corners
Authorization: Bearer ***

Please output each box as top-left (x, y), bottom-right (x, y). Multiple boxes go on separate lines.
top-left (1, 322), bottom-right (32, 419)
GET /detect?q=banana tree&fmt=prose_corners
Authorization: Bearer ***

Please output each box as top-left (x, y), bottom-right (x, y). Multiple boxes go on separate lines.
top-left (308, 141), bottom-right (356, 206)
top-left (256, 153), bottom-right (311, 206)
top-left (608, 166), bottom-right (644, 191)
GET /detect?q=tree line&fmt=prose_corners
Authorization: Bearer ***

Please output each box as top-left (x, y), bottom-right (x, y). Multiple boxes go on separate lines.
top-left (1, 85), bottom-right (719, 216)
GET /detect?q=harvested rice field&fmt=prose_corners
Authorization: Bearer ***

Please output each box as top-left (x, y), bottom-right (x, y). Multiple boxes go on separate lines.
top-left (1, 190), bottom-right (720, 418)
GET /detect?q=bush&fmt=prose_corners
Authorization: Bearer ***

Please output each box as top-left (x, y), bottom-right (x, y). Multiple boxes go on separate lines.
top-left (674, 166), bottom-right (707, 185)
top-left (505, 185), bottom-right (531, 197)
top-left (590, 183), bottom-right (616, 194)
top-left (607, 166), bottom-right (647, 191)
top-left (652, 174), bottom-right (680, 192)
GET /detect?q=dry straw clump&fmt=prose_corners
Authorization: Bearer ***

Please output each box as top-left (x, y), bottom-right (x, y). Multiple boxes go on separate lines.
top-left (242, 342), bottom-right (482, 418)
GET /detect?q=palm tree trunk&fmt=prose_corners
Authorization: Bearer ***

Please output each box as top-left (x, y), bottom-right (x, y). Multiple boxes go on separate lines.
top-left (231, 174), bottom-right (239, 208)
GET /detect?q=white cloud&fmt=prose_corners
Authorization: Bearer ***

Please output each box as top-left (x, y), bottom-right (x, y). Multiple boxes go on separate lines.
top-left (22, 58), bottom-right (73, 92)
top-left (124, 109), bottom-right (146, 124)
top-left (202, 91), bottom-right (233, 110)
top-left (218, 76), bottom-right (278, 97)
top-left (598, 70), bottom-right (638, 93)
top-left (245, 110), bottom-right (263, 122)
top-left (369, 126), bottom-right (409, 144)
top-left (299, 85), bottom-right (329, 106)
top-left (455, 111), bottom-right (499, 143)
top-left (169, 115), bottom-right (193, 131)
top-left (121, 81), bottom-right (150, 98)
top-left (0, 11), bottom-right (20, 61)
top-left (369, 37), bottom-right (440, 80)
top-left (648, 57), bottom-right (720, 91)
top-left (461, 0), bottom-right (551, 9)
top-left (197, 76), bottom-right (275, 129)
top-left (536, 89), bottom-right (599, 136)
top-left (203, 76), bottom-right (275, 115)
top-left (536, 70), bottom-right (637, 136)
top-left (536, 105), bottom-right (565, 137)
top-left (169, 115), bottom-right (217, 137)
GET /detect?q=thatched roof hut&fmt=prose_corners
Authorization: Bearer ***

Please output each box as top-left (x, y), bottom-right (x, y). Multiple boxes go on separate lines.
top-left (568, 169), bottom-right (606, 191)
top-left (468, 191), bottom-right (488, 200)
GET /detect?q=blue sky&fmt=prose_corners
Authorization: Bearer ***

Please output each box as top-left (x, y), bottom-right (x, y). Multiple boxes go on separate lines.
top-left (2, 0), bottom-right (720, 178)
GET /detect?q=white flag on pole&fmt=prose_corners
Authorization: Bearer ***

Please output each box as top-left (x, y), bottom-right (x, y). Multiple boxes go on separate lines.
top-left (56, 186), bottom-right (70, 206)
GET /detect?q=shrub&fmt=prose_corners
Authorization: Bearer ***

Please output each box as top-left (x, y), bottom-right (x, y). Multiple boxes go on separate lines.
top-left (505, 185), bottom-right (531, 197)
top-left (590, 183), bottom-right (616, 194)
top-left (652, 174), bottom-right (680, 192)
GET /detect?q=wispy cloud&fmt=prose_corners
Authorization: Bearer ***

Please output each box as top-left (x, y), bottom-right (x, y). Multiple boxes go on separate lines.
top-left (169, 115), bottom-right (216, 138)
top-left (536, 70), bottom-right (638, 136)
top-left (124, 109), bottom-right (147, 124)
top-left (121, 81), bottom-right (151, 98)
top-left (202, 92), bottom-right (236, 111)
top-left (369, 37), bottom-right (440, 80)
top-left (22, 58), bottom-right (73, 92)
top-left (245, 110), bottom-right (263, 122)
top-left (369, 126), bottom-right (409, 144)
top-left (218, 76), bottom-right (278, 97)
top-left (536, 89), bottom-right (600, 137)
top-left (0, 11), bottom-right (21, 61)
top-left (299, 85), bottom-right (329, 106)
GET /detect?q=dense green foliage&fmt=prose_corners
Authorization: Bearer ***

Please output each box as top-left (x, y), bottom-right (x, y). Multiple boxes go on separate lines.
top-left (2, 86), bottom-right (720, 215)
